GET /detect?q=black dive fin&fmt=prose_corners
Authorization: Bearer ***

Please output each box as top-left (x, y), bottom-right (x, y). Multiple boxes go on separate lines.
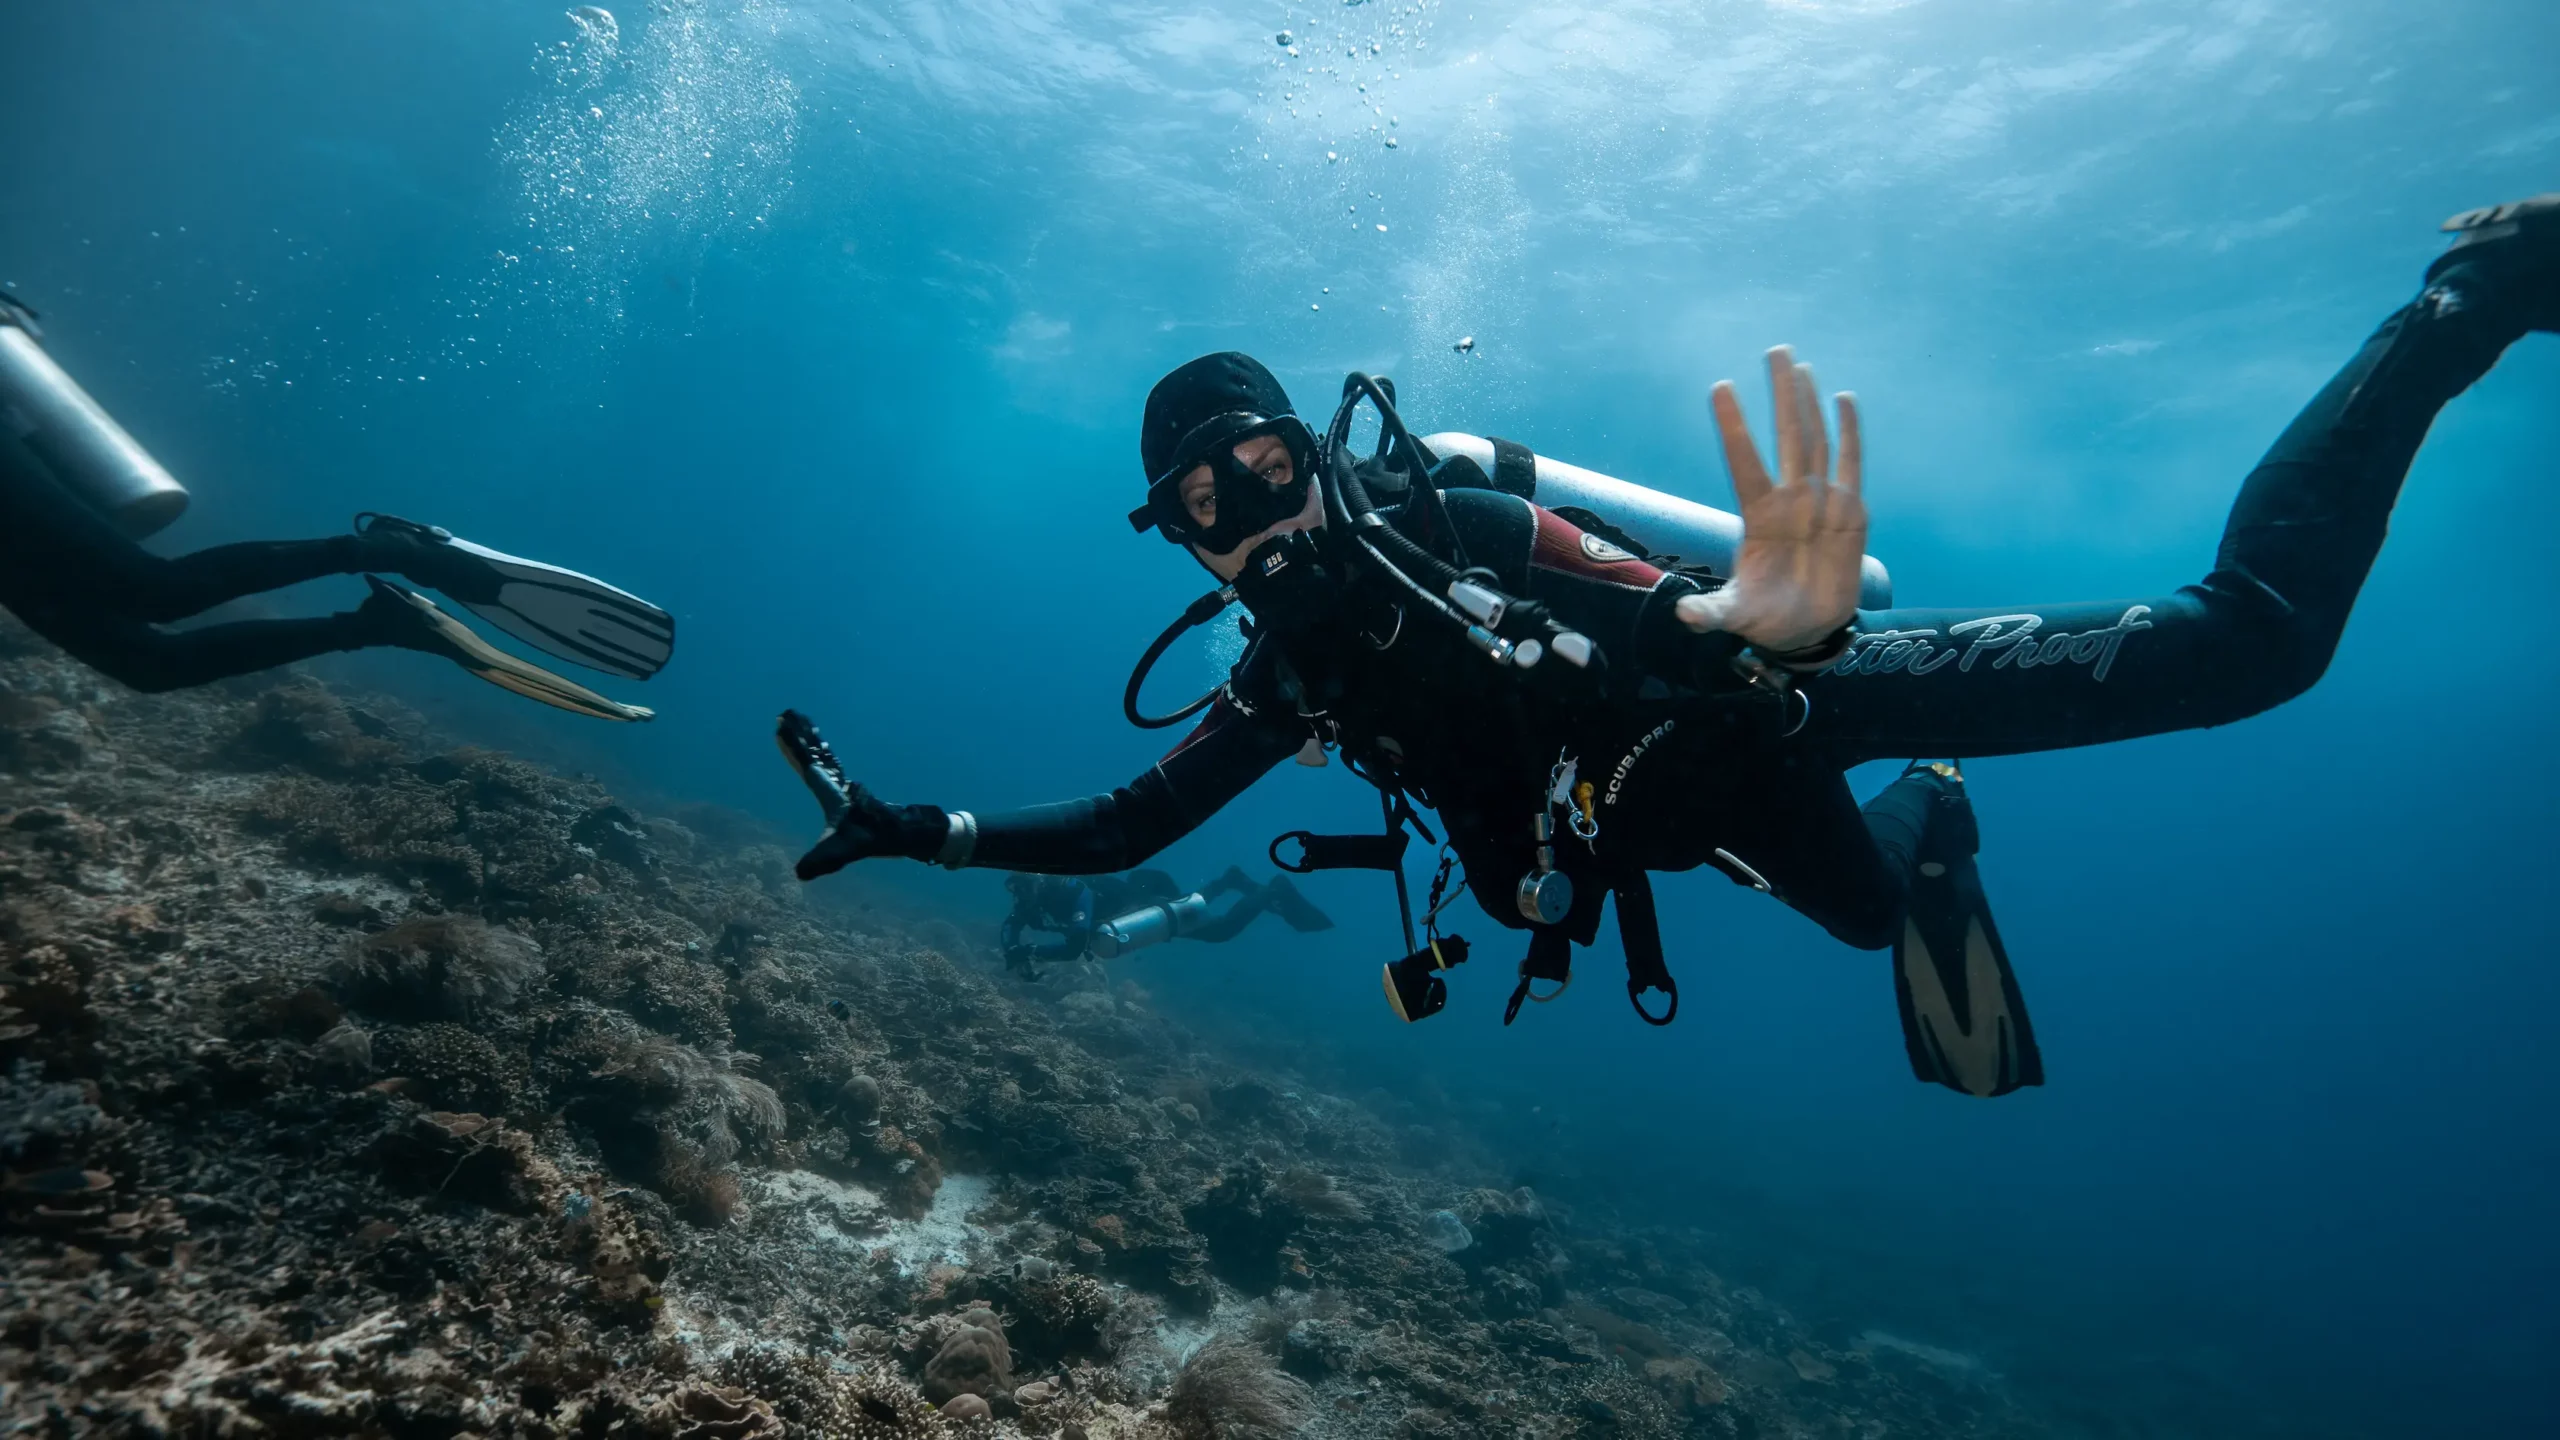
top-left (1264, 875), bottom-right (1337, 933)
top-left (1893, 850), bottom-right (2044, 1098)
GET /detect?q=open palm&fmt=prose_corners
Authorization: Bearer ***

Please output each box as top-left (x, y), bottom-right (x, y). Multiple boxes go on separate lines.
top-left (1675, 345), bottom-right (1868, 656)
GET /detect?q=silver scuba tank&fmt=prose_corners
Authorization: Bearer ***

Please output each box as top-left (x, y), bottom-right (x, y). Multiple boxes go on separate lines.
top-left (1089, 893), bottom-right (1213, 959)
top-left (0, 298), bottom-right (191, 538)
top-left (1420, 432), bottom-right (1892, 610)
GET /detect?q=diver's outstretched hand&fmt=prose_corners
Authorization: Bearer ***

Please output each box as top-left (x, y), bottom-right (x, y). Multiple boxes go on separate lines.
top-left (777, 708), bottom-right (937, 880)
top-left (795, 787), bottom-right (912, 880)
top-left (1674, 346), bottom-right (1866, 656)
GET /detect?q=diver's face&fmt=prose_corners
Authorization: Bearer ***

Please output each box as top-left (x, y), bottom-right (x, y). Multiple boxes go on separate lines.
top-left (1178, 433), bottom-right (1294, 529)
top-left (1186, 433), bottom-right (1324, 581)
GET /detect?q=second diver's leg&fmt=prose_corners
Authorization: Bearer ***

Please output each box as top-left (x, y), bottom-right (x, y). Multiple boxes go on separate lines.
top-left (1801, 219), bottom-right (2543, 762)
top-left (26, 606), bottom-right (381, 694)
top-left (0, 460), bottom-right (397, 624)
top-left (1181, 890), bottom-right (1273, 944)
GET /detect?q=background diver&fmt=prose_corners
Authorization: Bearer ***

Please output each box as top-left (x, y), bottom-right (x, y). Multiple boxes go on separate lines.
top-left (998, 865), bottom-right (1334, 975)
top-left (0, 293), bottom-right (670, 721)
top-left (776, 195), bottom-right (2557, 1097)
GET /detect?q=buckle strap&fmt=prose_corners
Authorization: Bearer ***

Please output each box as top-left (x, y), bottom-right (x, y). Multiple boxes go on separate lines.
top-left (1485, 435), bottom-right (1539, 498)
top-left (1616, 871), bottom-right (1679, 1026)
top-left (1269, 828), bottom-right (1410, 874)
top-left (1503, 928), bottom-right (1575, 1025)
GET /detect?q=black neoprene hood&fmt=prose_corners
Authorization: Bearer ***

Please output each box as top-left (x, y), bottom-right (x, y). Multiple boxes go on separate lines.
top-left (1140, 352), bottom-right (1296, 480)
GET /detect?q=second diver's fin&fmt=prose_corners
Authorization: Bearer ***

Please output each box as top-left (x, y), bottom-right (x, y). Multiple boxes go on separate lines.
top-left (1263, 875), bottom-right (1336, 933)
top-left (1892, 764), bottom-right (2043, 1098)
top-left (357, 513), bottom-right (676, 681)
top-left (774, 708), bottom-right (852, 827)
top-left (362, 576), bottom-right (654, 722)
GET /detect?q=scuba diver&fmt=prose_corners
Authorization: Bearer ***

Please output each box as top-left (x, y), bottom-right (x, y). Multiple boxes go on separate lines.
top-left (776, 195), bottom-right (2558, 1098)
top-left (997, 865), bottom-right (1335, 975)
top-left (0, 293), bottom-right (670, 720)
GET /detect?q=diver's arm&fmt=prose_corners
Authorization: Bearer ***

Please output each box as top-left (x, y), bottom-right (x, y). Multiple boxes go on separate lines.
top-left (1801, 270), bottom-right (2525, 763)
top-left (1672, 347), bottom-right (1868, 656)
top-left (790, 698), bottom-right (1300, 880)
top-left (1437, 487), bottom-right (1761, 695)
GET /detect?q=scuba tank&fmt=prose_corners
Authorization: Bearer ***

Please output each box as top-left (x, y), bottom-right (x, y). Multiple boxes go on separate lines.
top-left (1420, 432), bottom-right (1893, 610)
top-left (0, 294), bottom-right (191, 538)
top-left (1089, 894), bottom-right (1213, 959)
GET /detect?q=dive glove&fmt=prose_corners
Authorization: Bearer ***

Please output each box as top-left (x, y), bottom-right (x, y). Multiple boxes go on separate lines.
top-left (776, 709), bottom-right (952, 880)
top-left (794, 788), bottom-right (951, 880)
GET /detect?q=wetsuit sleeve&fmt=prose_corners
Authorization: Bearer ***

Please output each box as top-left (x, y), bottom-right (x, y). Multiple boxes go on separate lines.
top-left (962, 694), bottom-right (1302, 874)
top-left (1801, 288), bottom-right (2511, 764)
top-left (1437, 488), bottom-right (1751, 691)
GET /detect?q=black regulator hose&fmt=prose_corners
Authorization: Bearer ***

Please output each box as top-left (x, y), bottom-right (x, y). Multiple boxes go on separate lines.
top-left (1123, 585), bottom-right (1236, 729)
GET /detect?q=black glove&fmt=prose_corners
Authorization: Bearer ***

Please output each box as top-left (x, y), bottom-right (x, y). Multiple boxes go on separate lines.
top-left (794, 782), bottom-right (947, 880)
top-left (777, 708), bottom-right (949, 881)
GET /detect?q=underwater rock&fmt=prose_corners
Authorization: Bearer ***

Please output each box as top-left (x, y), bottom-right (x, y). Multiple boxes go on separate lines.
top-left (940, 1392), bottom-right (991, 1421)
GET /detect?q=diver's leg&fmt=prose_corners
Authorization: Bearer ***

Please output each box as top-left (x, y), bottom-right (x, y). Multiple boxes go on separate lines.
top-left (1801, 230), bottom-right (2541, 762)
top-left (1180, 891), bottom-right (1271, 944)
top-left (27, 606), bottom-right (380, 694)
top-left (1713, 764), bottom-right (1909, 951)
top-left (0, 459), bottom-right (395, 624)
top-left (1199, 865), bottom-right (1257, 900)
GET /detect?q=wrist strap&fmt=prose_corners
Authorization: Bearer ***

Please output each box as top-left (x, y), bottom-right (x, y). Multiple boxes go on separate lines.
top-left (1755, 625), bottom-right (1855, 670)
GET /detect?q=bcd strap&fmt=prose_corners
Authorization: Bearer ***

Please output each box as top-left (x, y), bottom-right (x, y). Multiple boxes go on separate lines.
top-left (1485, 435), bottom-right (1539, 499)
top-left (1616, 871), bottom-right (1679, 1026)
top-left (1502, 928), bottom-right (1575, 1026)
top-left (1270, 828), bottom-right (1410, 874)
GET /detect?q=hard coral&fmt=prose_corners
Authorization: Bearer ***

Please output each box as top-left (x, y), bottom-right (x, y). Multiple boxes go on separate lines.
top-left (647, 1383), bottom-right (784, 1439)
top-left (246, 774), bottom-right (480, 895)
top-left (225, 681), bottom-right (401, 776)
top-left (1162, 1335), bottom-right (1312, 1440)
top-left (921, 1307), bottom-right (1012, 1403)
top-left (377, 1021), bottom-right (519, 1113)
top-left (1271, 1165), bottom-right (1367, 1224)
top-left (722, 1349), bottom-right (942, 1439)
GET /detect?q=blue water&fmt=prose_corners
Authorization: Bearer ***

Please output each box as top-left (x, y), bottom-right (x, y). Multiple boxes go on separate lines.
top-left (7, 3), bottom-right (2557, 1433)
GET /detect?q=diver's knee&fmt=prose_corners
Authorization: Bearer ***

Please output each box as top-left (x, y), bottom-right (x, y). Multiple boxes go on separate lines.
top-left (1809, 895), bottom-right (1900, 952)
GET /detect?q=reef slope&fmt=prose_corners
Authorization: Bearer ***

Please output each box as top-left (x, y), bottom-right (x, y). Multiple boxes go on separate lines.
top-left (0, 623), bottom-right (2038, 1439)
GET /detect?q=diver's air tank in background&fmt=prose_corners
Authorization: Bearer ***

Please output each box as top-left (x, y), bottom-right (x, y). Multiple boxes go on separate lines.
top-left (0, 296), bottom-right (191, 538)
top-left (1088, 893), bottom-right (1213, 960)
top-left (1420, 432), bottom-right (1892, 611)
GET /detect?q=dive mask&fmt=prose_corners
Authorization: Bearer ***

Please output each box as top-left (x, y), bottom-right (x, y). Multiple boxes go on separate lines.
top-left (1127, 411), bottom-right (1318, 555)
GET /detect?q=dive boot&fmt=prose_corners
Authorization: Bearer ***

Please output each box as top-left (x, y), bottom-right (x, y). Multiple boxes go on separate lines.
top-left (359, 576), bottom-right (654, 722)
top-left (356, 513), bottom-right (676, 680)
top-left (2426, 194), bottom-right (2560, 336)
top-left (1891, 761), bottom-right (2044, 1099)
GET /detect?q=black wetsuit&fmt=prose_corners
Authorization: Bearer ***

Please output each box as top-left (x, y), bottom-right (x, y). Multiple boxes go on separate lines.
top-left (903, 283), bottom-right (2525, 958)
top-left (0, 450), bottom-right (418, 691)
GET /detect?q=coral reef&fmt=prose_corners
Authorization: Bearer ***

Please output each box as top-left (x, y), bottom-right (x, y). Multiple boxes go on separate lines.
top-left (0, 616), bottom-right (2062, 1438)
top-left (1164, 1335), bottom-right (1313, 1440)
